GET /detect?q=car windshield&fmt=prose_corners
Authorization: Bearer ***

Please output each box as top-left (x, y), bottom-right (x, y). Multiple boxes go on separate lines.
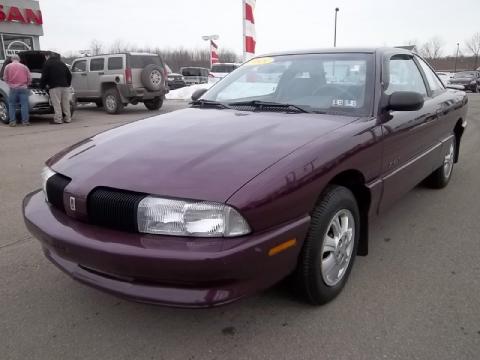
top-left (129, 55), bottom-right (162, 69)
top-left (211, 64), bottom-right (237, 73)
top-left (182, 68), bottom-right (208, 76)
top-left (202, 53), bottom-right (374, 116)
top-left (454, 72), bottom-right (475, 78)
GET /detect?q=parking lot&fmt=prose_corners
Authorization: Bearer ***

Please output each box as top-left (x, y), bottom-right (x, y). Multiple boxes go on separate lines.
top-left (1, 96), bottom-right (479, 359)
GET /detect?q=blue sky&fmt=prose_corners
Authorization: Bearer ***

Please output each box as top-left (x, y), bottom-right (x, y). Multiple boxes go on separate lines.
top-left (40, 0), bottom-right (479, 56)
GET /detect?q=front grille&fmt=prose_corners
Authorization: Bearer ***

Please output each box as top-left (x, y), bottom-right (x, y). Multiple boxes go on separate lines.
top-left (46, 174), bottom-right (71, 212)
top-left (87, 188), bottom-right (147, 232)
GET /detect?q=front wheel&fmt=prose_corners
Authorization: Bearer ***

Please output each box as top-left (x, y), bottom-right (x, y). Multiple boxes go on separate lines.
top-left (0, 98), bottom-right (9, 124)
top-left (144, 97), bottom-right (163, 110)
top-left (425, 138), bottom-right (456, 189)
top-left (296, 185), bottom-right (360, 305)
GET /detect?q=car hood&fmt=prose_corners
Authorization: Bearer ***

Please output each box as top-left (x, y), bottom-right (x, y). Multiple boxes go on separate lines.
top-left (48, 108), bottom-right (358, 202)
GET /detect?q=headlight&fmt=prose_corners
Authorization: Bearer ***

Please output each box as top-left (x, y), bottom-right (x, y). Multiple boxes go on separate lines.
top-left (137, 196), bottom-right (251, 237)
top-left (41, 166), bottom-right (55, 201)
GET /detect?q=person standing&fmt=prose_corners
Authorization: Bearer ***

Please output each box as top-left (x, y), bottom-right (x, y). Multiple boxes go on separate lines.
top-left (40, 52), bottom-right (72, 124)
top-left (3, 54), bottom-right (31, 127)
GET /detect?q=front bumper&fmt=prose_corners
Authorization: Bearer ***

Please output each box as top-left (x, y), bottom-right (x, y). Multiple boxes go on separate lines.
top-left (23, 190), bottom-right (310, 308)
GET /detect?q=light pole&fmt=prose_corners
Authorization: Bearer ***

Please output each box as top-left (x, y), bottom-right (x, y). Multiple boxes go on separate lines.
top-left (334, 8), bottom-right (339, 47)
top-left (201, 34), bottom-right (219, 68)
top-left (454, 42), bottom-right (460, 72)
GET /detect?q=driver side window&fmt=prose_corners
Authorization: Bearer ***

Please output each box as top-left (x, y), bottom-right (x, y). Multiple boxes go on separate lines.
top-left (385, 57), bottom-right (427, 96)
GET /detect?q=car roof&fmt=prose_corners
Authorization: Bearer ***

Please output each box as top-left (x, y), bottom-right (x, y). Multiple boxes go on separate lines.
top-left (255, 47), bottom-right (414, 58)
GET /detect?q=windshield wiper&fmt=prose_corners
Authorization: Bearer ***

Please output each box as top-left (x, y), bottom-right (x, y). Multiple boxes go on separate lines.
top-left (190, 99), bottom-right (231, 109)
top-left (227, 100), bottom-right (313, 113)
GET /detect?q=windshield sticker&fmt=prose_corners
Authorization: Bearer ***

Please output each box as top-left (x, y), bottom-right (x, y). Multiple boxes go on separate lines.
top-left (247, 57), bottom-right (274, 66)
top-left (332, 99), bottom-right (357, 108)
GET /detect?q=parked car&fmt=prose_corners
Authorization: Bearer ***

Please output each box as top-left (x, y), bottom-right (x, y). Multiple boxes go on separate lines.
top-left (23, 48), bottom-right (468, 308)
top-left (180, 67), bottom-right (209, 85)
top-left (210, 62), bottom-right (241, 79)
top-left (448, 71), bottom-right (480, 92)
top-left (436, 71), bottom-right (453, 86)
top-left (165, 64), bottom-right (186, 90)
top-left (71, 52), bottom-right (168, 114)
top-left (0, 50), bottom-right (75, 124)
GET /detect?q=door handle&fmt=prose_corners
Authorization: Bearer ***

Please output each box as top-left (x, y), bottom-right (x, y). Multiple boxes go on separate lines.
top-left (80, 73), bottom-right (87, 76)
top-left (98, 72), bottom-right (104, 75)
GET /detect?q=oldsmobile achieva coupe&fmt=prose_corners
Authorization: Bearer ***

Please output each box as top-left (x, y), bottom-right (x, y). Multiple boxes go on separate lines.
top-left (23, 48), bottom-right (468, 307)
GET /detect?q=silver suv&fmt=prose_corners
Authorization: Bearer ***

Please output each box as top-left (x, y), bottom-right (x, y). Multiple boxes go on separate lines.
top-left (71, 52), bottom-right (168, 114)
top-left (0, 51), bottom-right (75, 124)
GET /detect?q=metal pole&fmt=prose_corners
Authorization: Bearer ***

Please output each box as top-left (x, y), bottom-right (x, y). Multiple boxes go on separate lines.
top-left (334, 8), bottom-right (339, 47)
top-left (454, 43), bottom-right (459, 72)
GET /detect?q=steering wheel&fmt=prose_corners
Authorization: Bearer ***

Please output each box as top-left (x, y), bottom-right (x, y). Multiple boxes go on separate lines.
top-left (313, 84), bottom-right (356, 100)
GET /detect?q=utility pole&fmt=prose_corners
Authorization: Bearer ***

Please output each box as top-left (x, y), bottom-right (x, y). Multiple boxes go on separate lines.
top-left (334, 8), bottom-right (339, 47)
top-left (454, 42), bottom-right (460, 72)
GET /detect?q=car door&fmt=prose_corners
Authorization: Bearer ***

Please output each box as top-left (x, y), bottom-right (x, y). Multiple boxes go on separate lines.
top-left (87, 57), bottom-right (105, 97)
top-left (415, 55), bottom-right (458, 150)
top-left (379, 53), bottom-right (442, 213)
top-left (71, 59), bottom-right (88, 98)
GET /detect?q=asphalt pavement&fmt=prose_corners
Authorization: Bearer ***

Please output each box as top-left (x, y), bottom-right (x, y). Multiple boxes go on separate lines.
top-left (1, 97), bottom-right (479, 360)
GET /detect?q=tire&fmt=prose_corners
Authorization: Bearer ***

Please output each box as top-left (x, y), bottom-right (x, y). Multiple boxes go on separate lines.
top-left (296, 185), bottom-right (360, 305)
top-left (425, 137), bottom-right (456, 189)
top-left (102, 88), bottom-right (124, 114)
top-left (141, 64), bottom-right (164, 91)
top-left (144, 97), bottom-right (163, 111)
top-left (0, 98), bottom-right (9, 124)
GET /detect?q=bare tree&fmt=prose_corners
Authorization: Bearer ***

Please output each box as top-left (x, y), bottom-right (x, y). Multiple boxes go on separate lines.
top-left (419, 37), bottom-right (444, 59)
top-left (109, 39), bottom-right (129, 54)
top-left (465, 32), bottom-right (480, 69)
top-left (89, 39), bottom-right (104, 56)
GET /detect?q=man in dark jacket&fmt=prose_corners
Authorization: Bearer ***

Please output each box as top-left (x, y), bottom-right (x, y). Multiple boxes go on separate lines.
top-left (40, 52), bottom-right (72, 124)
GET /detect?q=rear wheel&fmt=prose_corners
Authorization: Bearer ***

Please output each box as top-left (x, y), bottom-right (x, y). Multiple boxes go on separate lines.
top-left (425, 137), bottom-right (456, 189)
top-left (144, 97), bottom-right (163, 110)
top-left (0, 98), bottom-right (9, 124)
top-left (296, 185), bottom-right (360, 305)
top-left (102, 89), bottom-right (124, 114)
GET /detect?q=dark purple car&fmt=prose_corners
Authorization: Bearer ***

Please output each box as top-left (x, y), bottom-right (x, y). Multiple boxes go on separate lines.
top-left (23, 48), bottom-right (468, 308)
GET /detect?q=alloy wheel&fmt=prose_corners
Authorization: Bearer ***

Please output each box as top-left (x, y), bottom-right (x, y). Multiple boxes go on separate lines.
top-left (443, 143), bottom-right (455, 178)
top-left (0, 101), bottom-right (8, 123)
top-left (321, 209), bottom-right (355, 287)
top-left (105, 95), bottom-right (117, 112)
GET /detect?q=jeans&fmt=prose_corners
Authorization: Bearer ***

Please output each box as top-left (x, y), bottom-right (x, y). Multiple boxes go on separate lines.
top-left (8, 87), bottom-right (29, 124)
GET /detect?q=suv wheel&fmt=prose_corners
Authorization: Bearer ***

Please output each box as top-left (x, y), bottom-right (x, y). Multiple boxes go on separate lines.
top-left (103, 89), bottom-right (124, 114)
top-left (144, 97), bottom-right (163, 111)
top-left (141, 64), bottom-right (165, 91)
top-left (0, 99), bottom-right (9, 124)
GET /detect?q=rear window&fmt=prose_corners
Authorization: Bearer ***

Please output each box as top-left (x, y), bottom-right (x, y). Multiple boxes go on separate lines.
top-left (90, 58), bottom-right (104, 71)
top-left (181, 68), bottom-right (209, 77)
top-left (108, 57), bottom-right (123, 70)
top-left (129, 55), bottom-right (162, 69)
top-left (211, 64), bottom-right (237, 73)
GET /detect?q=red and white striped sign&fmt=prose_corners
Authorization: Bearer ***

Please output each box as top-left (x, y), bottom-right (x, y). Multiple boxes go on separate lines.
top-left (211, 40), bottom-right (219, 64)
top-left (243, 0), bottom-right (256, 60)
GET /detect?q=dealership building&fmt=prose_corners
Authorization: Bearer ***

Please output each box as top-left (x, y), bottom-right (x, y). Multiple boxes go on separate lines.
top-left (0, 0), bottom-right (43, 64)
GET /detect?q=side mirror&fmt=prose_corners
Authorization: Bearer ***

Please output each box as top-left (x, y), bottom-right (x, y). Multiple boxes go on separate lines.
top-left (191, 88), bottom-right (208, 101)
top-left (386, 91), bottom-right (424, 112)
